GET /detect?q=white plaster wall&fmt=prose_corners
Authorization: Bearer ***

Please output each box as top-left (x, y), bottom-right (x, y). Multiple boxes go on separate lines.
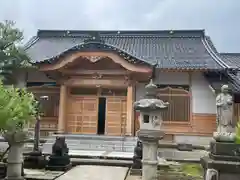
top-left (135, 71), bottom-right (216, 114)
top-left (135, 71), bottom-right (189, 100)
top-left (154, 71), bottom-right (189, 85)
top-left (191, 72), bottom-right (216, 114)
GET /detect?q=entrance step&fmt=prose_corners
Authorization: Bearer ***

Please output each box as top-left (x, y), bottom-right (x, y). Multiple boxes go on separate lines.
top-left (42, 134), bottom-right (137, 154)
top-left (56, 165), bottom-right (129, 180)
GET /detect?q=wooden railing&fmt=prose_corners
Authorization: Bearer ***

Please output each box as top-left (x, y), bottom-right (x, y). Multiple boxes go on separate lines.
top-left (157, 87), bottom-right (190, 122)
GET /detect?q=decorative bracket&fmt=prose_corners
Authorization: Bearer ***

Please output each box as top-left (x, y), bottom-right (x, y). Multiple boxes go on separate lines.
top-left (81, 56), bottom-right (106, 62)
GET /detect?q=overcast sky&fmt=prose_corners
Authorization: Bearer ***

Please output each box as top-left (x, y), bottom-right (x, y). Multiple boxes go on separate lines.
top-left (0, 0), bottom-right (239, 52)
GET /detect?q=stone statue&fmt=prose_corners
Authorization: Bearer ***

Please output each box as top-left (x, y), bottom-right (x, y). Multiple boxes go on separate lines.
top-left (46, 136), bottom-right (71, 171)
top-left (214, 84), bottom-right (235, 142)
top-left (52, 136), bottom-right (69, 156)
top-left (132, 140), bottom-right (143, 169)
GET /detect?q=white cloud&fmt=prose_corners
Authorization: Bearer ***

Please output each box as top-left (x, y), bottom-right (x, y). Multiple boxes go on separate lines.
top-left (0, 0), bottom-right (239, 52)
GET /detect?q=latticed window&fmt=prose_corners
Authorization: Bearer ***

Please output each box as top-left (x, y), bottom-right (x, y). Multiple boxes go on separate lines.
top-left (30, 88), bottom-right (60, 117)
top-left (157, 86), bottom-right (190, 122)
top-left (27, 86), bottom-right (60, 137)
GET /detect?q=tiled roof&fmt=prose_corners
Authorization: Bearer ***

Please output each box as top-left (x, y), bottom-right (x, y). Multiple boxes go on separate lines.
top-left (25, 30), bottom-right (230, 70)
top-left (218, 53), bottom-right (240, 92)
top-left (204, 71), bottom-right (240, 94)
top-left (219, 53), bottom-right (240, 68)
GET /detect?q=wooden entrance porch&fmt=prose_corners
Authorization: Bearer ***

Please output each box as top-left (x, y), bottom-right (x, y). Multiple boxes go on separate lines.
top-left (29, 50), bottom-right (152, 137)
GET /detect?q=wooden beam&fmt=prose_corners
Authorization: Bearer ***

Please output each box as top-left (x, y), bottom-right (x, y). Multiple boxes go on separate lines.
top-left (60, 69), bottom-right (129, 76)
top-left (126, 83), bottom-right (134, 136)
top-left (62, 77), bottom-right (128, 88)
top-left (58, 85), bottom-right (67, 133)
top-left (39, 52), bottom-right (152, 73)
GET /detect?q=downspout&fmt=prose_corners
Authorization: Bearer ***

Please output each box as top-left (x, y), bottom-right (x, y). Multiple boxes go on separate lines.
top-left (151, 63), bottom-right (158, 81)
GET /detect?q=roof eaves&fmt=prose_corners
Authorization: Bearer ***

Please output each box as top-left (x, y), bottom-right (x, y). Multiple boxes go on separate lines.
top-left (36, 29), bottom-right (206, 38)
top-left (201, 36), bottom-right (231, 69)
top-left (226, 72), bottom-right (240, 93)
top-left (220, 53), bottom-right (240, 56)
top-left (33, 41), bottom-right (153, 67)
top-left (23, 36), bottom-right (39, 51)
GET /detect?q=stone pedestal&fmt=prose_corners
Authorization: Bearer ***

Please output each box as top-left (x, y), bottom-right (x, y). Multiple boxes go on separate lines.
top-left (24, 151), bottom-right (46, 169)
top-left (45, 136), bottom-right (71, 171)
top-left (5, 143), bottom-right (25, 180)
top-left (201, 140), bottom-right (240, 180)
top-left (138, 130), bottom-right (164, 180)
top-left (46, 155), bottom-right (71, 171)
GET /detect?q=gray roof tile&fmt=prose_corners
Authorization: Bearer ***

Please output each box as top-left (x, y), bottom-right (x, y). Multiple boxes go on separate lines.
top-left (204, 71), bottom-right (240, 94)
top-left (218, 53), bottom-right (240, 91)
top-left (219, 53), bottom-right (240, 68)
top-left (26, 30), bottom-right (228, 70)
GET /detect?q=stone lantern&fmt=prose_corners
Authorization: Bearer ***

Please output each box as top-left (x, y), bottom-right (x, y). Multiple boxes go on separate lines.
top-left (134, 79), bottom-right (168, 180)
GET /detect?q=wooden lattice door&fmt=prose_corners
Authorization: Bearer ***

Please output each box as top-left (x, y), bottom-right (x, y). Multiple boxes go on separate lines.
top-left (105, 97), bottom-right (127, 136)
top-left (67, 96), bottom-right (98, 134)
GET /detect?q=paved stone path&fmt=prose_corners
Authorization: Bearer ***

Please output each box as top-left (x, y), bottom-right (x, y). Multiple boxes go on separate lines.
top-left (24, 169), bottom-right (64, 180)
top-left (56, 165), bottom-right (129, 180)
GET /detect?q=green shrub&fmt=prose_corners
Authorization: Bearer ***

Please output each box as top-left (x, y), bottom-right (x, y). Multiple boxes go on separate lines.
top-left (0, 80), bottom-right (38, 134)
top-left (235, 121), bottom-right (240, 144)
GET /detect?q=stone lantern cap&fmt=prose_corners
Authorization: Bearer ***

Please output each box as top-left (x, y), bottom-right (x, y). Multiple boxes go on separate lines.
top-left (134, 79), bottom-right (169, 111)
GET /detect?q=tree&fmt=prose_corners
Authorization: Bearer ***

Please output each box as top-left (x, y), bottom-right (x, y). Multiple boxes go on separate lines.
top-left (0, 80), bottom-right (38, 179)
top-left (0, 20), bottom-right (32, 85)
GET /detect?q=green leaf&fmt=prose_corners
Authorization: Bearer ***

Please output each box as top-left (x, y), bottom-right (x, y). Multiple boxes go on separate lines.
top-left (0, 20), bottom-right (33, 81)
top-left (0, 80), bottom-right (38, 134)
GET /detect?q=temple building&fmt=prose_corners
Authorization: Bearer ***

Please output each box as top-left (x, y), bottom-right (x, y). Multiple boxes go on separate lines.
top-left (22, 29), bottom-right (240, 141)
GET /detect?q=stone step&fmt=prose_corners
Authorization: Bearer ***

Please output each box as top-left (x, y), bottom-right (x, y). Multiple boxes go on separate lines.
top-left (42, 134), bottom-right (137, 154)
top-left (49, 134), bottom-right (137, 141)
top-left (71, 158), bottom-right (132, 166)
top-left (43, 141), bottom-right (136, 148)
top-left (45, 138), bottom-right (137, 144)
top-left (42, 143), bottom-right (135, 154)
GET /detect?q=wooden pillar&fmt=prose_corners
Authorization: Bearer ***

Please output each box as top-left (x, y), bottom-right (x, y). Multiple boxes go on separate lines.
top-left (58, 85), bottom-right (67, 133)
top-left (126, 83), bottom-right (135, 136)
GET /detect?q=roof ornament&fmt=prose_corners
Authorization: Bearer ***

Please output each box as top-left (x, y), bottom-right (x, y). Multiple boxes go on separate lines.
top-left (145, 79), bottom-right (158, 99)
top-left (84, 31), bottom-right (105, 44)
top-left (134, 79), bottom-right (169, 111)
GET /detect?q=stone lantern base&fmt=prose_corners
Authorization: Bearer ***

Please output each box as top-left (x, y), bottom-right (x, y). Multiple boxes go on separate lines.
top-left (137, 130), bottom-right (164, 180)
top-left (200, 140), bottom-right (240, 180)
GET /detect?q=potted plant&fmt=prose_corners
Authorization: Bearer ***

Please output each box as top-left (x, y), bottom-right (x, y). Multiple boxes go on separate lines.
top-left (0, 80), bottom-right (38, 180)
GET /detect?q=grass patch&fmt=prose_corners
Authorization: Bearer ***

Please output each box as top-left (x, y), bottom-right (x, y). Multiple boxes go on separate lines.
top-left (180, 163), bottom-right (203, 177)
top-left (158, 162), bottom-right (203, 179)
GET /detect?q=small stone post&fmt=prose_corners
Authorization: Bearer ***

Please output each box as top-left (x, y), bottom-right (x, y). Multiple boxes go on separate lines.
top-left (134, 79), bottom-right (168, 180)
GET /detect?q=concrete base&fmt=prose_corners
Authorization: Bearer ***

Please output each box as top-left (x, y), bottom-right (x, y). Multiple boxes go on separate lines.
top-left (24, 154), bottom-right (46, 169)
top-left (201, 156), bottom-right (240, 180)
top-left (46, 155), bottom-right (72, 171)
top-left (218, 173), bottom-right (240, 180)
top-left (4, 177), bottom-right (24, 180)
top-left (46, 163), bottom-right (72, 172)
top-left (129, 168), bottom-right (142, 176)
